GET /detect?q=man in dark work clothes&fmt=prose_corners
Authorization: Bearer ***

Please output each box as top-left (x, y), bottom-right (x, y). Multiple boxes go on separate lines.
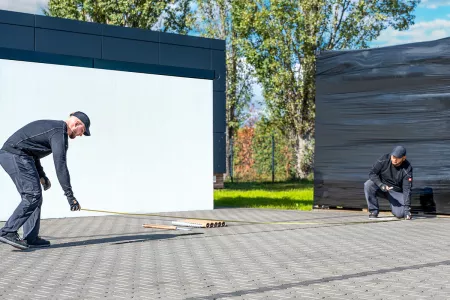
top-left (0, 112), bottom-right (91, 250)
top-left (364, 146), bottom-right (413, 220)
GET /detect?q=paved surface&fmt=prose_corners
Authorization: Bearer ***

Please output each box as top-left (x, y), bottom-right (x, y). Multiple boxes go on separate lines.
top-left (1, 208), bottom-right (450, 299)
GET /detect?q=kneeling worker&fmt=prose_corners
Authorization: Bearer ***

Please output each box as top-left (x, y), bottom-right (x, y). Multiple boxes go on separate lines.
top-left (364, 146), bottom-right (413, 220)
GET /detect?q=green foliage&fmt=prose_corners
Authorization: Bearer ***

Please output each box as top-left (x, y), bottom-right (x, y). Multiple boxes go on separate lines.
top-left (252, 117), bottom-right (296, 181)
top-left (157, 0), bottom-right (196, 34)
top-left (196, 0), bottom-right (255, 175)
top-left (196, 0), bottom-right (254, 129)
top-left (233, 0), bottom-right (419, 178)
top-left (45, 0), bottom-right (195, 33)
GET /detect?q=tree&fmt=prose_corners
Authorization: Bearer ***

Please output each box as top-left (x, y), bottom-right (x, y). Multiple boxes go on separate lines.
top-left (252, 117), bottom-right (297, 181)
top-left (155, 0), bottom-right (196, 34)
top-left (196, 0), bottom-right (254, 177)
top-left (45, 0), bottom-right (195, 33)
top-left (233, 0), bottom-right (419, 179)
top-left (233, 126), bottom-right (256, 181)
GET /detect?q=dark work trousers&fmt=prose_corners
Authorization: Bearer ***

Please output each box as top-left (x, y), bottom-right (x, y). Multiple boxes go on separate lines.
top-left (0, 150), bottom-right (43, 242)
top-left (364, 179), bottom-right (406, 218)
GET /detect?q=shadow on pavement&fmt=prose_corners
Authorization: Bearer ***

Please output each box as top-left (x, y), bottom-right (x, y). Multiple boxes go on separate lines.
top-left (11, 232), bottom-right (203, 252)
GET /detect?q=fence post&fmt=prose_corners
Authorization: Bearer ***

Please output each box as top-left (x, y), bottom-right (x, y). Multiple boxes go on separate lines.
top-left (230, 138), bottom-right (234, 183)
top-left (272, 134), bottom-right (275, 183)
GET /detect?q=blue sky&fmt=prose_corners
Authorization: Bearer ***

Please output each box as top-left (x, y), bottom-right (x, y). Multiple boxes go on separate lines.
top-left (2, 0), bottom-right (450, 110)
top-left (370, 0), bottom-right (450, 47)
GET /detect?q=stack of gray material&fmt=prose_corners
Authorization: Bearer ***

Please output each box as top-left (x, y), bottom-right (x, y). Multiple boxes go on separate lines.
top-left (314, 37), bottom-right (450, 214)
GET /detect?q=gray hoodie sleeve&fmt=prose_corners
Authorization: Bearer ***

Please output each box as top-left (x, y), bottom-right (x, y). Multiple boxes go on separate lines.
top-left (49, 130), bottom-right (75, 200)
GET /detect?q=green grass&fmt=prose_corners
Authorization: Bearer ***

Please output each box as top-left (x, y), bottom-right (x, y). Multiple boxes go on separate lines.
top-left (214, 181), bottom-right (314, 210)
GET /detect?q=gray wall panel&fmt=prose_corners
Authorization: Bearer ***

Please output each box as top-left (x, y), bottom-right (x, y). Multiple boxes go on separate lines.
top-left (36, 29), bottom-right (102, 58)
top-left (212, 50), bottom-right (226, 92)
top-left (211, 39), bottom-right (225, 51)
top-left (0, 24), bottom-right (34, 51)
top-left (213, 92), bottom-right (226, 133)
top-left (214, 133), bottom-right (226, 173)
top-left (102, 37), bottom-right (159, 65)
top-left (103, 25), bottom-right (158, 42)
top-left (160, 32), bottom-right (210, 48)
top-left (160, 44), bottom-right (210, 69)
top-left (0, 10), bottom-right (34, 26)
top-left (35, 15), bottom-right (102, 35)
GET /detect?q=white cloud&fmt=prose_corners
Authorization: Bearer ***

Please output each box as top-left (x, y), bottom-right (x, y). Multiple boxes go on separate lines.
top-left (373, 19), bottom-right (450, 47)
top-left (419, 0), bottom-right (450, 9)
top-left (0, 0), bottom-right (49, 15)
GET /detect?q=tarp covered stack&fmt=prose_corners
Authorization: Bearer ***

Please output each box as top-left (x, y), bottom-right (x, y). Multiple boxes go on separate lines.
top-left (314, 37), bottom-right (450, 214)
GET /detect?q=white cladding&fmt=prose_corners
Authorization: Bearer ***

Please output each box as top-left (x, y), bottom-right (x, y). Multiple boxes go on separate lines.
top-left (0, 59), bottom-right (213, 220)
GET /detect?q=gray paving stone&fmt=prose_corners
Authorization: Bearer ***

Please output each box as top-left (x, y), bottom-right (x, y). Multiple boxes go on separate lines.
top-left (1, 209), bottom-right (450, 299)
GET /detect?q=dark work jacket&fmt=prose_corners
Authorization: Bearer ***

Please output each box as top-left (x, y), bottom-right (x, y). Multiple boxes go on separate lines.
top-left (1, 120), bottom-right (74, 200)
top-left (369, 153), bottom-right (413, 207)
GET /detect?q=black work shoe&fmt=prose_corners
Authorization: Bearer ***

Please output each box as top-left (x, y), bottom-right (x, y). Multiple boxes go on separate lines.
top-left (0, 232), bottom-right (29, 250)
top-left (27, 237), bottom-right (50, 248)
top-left (369, 212), bottom-right (378, 219)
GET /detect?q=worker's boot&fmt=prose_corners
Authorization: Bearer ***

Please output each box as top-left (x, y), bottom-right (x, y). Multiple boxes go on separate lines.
top-left (0, 232), bottom-right (29, 250)
top-left (405, 212), bottom-right (412, 220)
top-left (27, 236), bottom-right (51, 248)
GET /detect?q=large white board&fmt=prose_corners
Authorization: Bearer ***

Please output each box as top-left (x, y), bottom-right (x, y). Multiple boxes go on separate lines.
top-left (0, 59), bottom-right (213, 220)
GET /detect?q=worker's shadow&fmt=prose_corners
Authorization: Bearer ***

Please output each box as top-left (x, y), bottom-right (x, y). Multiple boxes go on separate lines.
top-left (15, 232), bottom-right (203, 252)
top-left (412, 186), bottom-right (437, 216)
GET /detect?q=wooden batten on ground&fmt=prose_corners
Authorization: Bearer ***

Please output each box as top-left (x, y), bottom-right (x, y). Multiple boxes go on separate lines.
top-left (214, 173), bottom-right (224, 189)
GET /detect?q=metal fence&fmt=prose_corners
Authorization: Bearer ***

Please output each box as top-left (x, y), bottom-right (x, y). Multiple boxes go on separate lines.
top-left (227, 133), bottom-right (298, 182)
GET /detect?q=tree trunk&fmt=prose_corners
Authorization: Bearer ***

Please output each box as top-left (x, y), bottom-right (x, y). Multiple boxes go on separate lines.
top-left (293, 134), bottom-right (307, 179)
top-left (225, 30), bottom-right (238, 179)
top-left (225, 125), bottom-right (235, 178)
top-left (225, 131), bottom-right (230, 177)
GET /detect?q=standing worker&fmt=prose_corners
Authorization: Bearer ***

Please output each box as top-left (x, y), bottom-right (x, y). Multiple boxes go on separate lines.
top-left (0, 112), bottom-right (91, 250)
top-left (364, 146), bottom-right (413, 220)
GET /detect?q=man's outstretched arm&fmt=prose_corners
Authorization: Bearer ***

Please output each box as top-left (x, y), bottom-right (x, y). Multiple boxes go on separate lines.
top-left (49, 130), bottom-right (75, 201)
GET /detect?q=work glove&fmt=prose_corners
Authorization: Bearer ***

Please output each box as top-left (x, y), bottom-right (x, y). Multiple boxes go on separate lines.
top-left (380, 184), bottom-right (391, 192)
top-left (40, 176), bottom-right (51, 191)
top-left (68, 197), bottom-right (81, 211)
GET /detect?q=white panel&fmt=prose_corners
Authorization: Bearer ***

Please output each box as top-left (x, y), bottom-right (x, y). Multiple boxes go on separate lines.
top-left (0, 59), bottom-right (213, 220)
